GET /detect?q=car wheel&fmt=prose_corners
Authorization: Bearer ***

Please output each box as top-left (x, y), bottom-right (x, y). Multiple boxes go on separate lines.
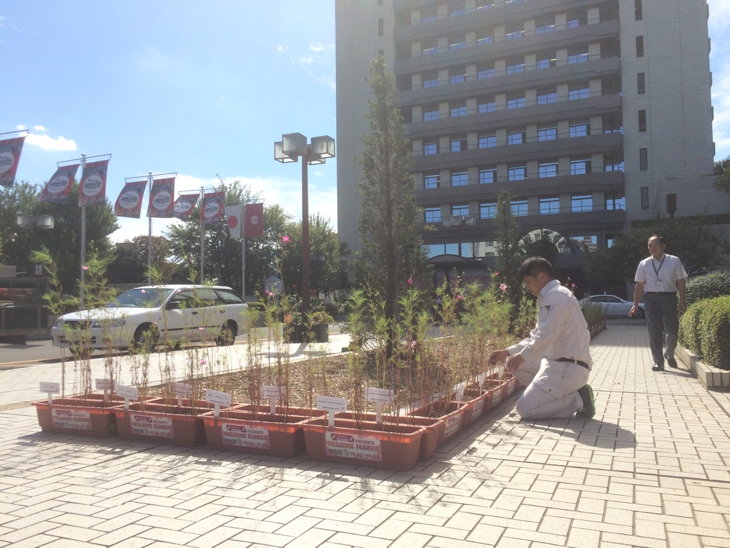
top-left (634, 308), bottom-right (645, 319)
top-left (216, 321), bottom-right (237, 346)
top-left (132, 324), bottom-right (159, 352)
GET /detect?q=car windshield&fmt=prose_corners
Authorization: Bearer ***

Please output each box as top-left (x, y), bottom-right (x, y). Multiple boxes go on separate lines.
top-left (108, 288), bottom-right (174, 308)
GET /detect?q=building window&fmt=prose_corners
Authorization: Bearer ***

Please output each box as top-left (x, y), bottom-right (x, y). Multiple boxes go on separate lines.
top-left (569, 121), bottom-right (589, 137)
top-left (423, 172), bottom-right (440, 189)
top-left (450, 102), bottom-right (467, 117)
top-left (423, 140), bottom-right (438, 155)
top-left (425, 207), bottom-right (441, 223)
top-left (638, 109), bottom-right (647, 132)
top-left (422, 104), bottom-right (440, 121)
top-left (571, 194), bottom-right (593, 212)
top-left (507, 94), bottom-right (526, 109)
top-left (378, 18), bottom-right (384, 36)
top-left (538, 162), bottom-right (558, 178)
top-left (570, 159), bottom-right (591, 175)
top-left (480, 202), bottom-right (497, 219)
top-left (537, 88), bottom-right (558, 104)
top-left (540, 197), bottom-right (560, 215)
top-left (640, 147), bottom-right (648, 170)
top-left (637, 72), bottom-right (646, 94)
top-left (508, 166), bottom-right (527, 181)
top-left (422, 71), bottom-right (439, 88)
top-left (479, 168), bottom-right (496, 184)
top-left (641, 186), bottom-right (649, 209)
top-left (449, 35), bottom-right (466, 50)
top-left (505, 25), bottom-right (524, 40)
top-left (452, 204), bottom-right (469, 217)
top-left (636, 36), bottom-right (644, 58)
top-left (449, 2), bottom-right (466, 17)
top-left (536, 19), bottom-right (556, 34)
top-left (537, 56), bottom-right (556, 70)
top-left (568, 86), bottom-right (591, 100)
top-left (451, 170), bottom-right (468, 187)
top-left (450, 135), bottom-right (467, 152)
top-left (506, 62), bottom-right (525, 74)
top-left (478, 133), bottom-right (497, 149)
top-left (507, 131), bottom-right (525, 146)
top-left (635, 0), bottom-right (643, 21)
top-left (538, 126), bottom-right (557, 141)
top-left (422, 39), bottom-right (438, 56)
top-left (478, 97), bottom-right (496, 113)
top-left (449, 66), bottom-right (466, 84)
top-left (511, 200), bottom-right (528, 216)
top-left (605, 193), bottom-right (626, 211)
top-left (477, 29), bottom-right (493, 46)
top-left (477, 64), bottom-right (497, 79)
top-left (568, 52), bottom-right (589, 64)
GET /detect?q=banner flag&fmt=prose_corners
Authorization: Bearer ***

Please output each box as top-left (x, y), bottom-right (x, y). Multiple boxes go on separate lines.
top-left (40, 163), bottom-right (79, 203)
top-left (147, 177), bottom-right (176, 218)
top-left (172, 193), bottom-right (199, 219)
top-left (225, 204), bottom-right (243, 239)
top-left (79, 159), bottom-right (109, 206)
top-left (245, 203), bottom-right (265, 238)
top-left (201, 191), bottom-right (225, 225)
top-left (0, 136), bottom-right (26, 187)
top-left (114, 180), bottom-right (147, 218)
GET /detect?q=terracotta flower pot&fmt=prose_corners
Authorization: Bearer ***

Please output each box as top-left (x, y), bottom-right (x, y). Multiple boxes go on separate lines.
top-left (408, 400), bottom-right (467, 443)
top-left (114, 398), bottom-right (215, 446)
top-left (302, 417), bottom-right (425, 470)
top-left (33, 394), bottom-right (125, 437)
top-left (203, 405), bottom-right (327, 457)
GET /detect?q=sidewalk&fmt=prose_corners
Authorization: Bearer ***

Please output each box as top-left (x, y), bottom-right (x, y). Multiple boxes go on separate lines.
top-left (0, 322), bottom-right (728, 547)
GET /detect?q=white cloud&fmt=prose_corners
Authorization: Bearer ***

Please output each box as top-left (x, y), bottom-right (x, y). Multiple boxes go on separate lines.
top-left (709, 0), bottom-right (730, 160)
top-left (309, 43), bottom-right (326, 53)
top-left (276, 44), bottom-right (286, 53)
top-left (33, 125), bottom-right (48, 132)
top-left (25, 132), bottom-right (77, 152)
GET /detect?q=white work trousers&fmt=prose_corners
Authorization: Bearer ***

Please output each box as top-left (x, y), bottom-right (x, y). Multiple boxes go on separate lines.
top-left (513, 358), bottom-right (589, 419)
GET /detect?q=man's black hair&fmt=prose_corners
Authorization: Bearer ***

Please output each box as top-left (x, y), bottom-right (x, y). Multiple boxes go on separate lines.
top-left (518, 256), bottom-right (554, 279)
top-left (648, 234), bottom-right (666, 245)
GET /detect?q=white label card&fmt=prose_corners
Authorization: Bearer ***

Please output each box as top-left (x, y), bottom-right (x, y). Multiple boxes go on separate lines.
top-left (95, 378), bottom-right (114, 391)
top-left (365, 387), bottom-right (394, 403)
top-left (40, 382), bottom-right (60, 394)
top-left (316, 395), bottom-right (347, 412)
top-left (116, 384), bottom-right (138, 400)
top-left (261, 385), bottom-right (286, 400)
top-left (205, 389), bottom-right (232, 407)
top-left (173, 382), bottom-right (192, 397)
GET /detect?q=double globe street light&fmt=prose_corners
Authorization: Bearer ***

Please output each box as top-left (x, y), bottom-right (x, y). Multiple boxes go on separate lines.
top-left (274, 133), bottom-right (335, 314)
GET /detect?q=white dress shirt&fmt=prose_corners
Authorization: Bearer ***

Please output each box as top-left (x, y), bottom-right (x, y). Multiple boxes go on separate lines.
top-left (634, 253), bottom-right (687, 292)
top-left (506, 279), bottom-right (592, 366)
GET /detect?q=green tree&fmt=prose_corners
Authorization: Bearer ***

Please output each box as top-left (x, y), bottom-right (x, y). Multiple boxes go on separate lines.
top-left (714, 156), bottom-right (730, 193)
top-left (356, 56), bottom-right (425, 353)
top-left (107, 236), bottom-right (175, 284)
top-left (494, 190), bottom-right (525, 303)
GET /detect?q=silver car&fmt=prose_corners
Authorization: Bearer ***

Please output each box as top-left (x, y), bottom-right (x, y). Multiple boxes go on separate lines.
top-left (579, 294), bottom-right (645, 318)
top-left (52, 285), bottom-right (248, 351)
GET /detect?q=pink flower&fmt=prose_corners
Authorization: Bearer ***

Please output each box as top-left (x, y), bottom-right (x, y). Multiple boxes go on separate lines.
top-left (456, 294), bottom-right (464, 301)
top-left (82, 265), bottom-right (89, 271)
top-left (499, 283), bottom-right (509, 292)
top-left (281, 235), bottom-right (290, 243)
top-left (407, 277), bottom-right (413, 285)
top-left (494, 271), bottom-right (500, 277)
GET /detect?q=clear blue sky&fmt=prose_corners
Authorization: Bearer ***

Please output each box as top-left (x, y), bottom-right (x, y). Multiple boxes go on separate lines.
top-left (2, 1), bottom-right (729, 242)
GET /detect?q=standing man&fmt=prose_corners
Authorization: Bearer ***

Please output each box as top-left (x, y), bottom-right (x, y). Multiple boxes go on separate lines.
top-left (630, 235), bottom-right (687, 371)
top-left (489, 257), bottom-right (595, 420)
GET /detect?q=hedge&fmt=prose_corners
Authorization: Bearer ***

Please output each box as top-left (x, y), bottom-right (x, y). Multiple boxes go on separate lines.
top-left (679, 295), bottom-right (730, 370)
top-left (685, 271), bottom-right (730, 306)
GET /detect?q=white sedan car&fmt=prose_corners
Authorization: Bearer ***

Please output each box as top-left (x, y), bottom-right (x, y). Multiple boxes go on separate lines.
top-left (52, 285), bottom-right (248, 351)
top-left (579, 294), bottom-right (645, 318)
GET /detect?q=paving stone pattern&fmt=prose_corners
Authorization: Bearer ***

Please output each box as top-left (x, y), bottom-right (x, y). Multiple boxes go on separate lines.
top-left (0, 323), bottom-right (728, 547)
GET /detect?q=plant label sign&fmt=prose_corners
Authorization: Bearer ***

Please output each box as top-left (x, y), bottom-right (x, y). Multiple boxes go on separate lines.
top-left (205, 389), bottom-right (232, 418)
top-left (365, 387), bottom-right (393, 403)
top-left (262, 385), bottom-right (286, 414)
top-left (221, 423), bottom-right (271, 450)
top-left (40, 382), bottom-right (60, 394)
top-left (130, 413), bottom-right (173, 438)
top-left (324, 431), bottom-right (382, 462)
top-left (173, 382), bottom-right (192, 397)
top-left (95, 378), bottom-right (114, 391)
top-left (117, 384), bottom-right (138, 410)
top-left (51, 408), bottom-right (92, 431)
top-left (317, 395), bottom-right (347, 427)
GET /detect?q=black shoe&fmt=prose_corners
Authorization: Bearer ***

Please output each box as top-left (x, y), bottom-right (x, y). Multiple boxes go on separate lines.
top-left (666, 357), bottom-right (678, 368)
top-left (652, 364), bottom-right (665, 372)
top-left (576, 384), bottom-right (595, 419)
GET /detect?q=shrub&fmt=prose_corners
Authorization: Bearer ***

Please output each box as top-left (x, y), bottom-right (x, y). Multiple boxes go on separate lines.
top-left (678, 300), bottom-right (704, 356)
top-left (695, 296), bottom-right (730, 370)
top-left (685, 271), bottom-right (730, 306)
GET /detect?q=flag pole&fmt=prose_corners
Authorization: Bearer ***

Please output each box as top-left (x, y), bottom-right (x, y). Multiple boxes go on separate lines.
top-left (147, 172), bottom-right (153, 284)
top-left (79, 154), bottom-right (87, 308)
top-left (241, 201), bottom-right (246, 299)
top-left (200, 187), bottom-right (205, 284)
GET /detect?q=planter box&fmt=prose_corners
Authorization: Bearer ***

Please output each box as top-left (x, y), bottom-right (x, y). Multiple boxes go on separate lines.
top-left (408, 400), bottom-right (467, 447)
top-left (302, 417), bottom-right (425, 470)
top-left (114, 399), bottom-right (215, 446)
top-left (33, 394), bottom-right (125, 437)
top-left (203, 406), bottom-right (327, 457)
top-left (676, 345), bottom-right (730, 389)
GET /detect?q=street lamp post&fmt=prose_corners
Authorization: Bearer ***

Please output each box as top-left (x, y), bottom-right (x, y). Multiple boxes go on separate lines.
top-left (274, 133), bottom-right (335, 314)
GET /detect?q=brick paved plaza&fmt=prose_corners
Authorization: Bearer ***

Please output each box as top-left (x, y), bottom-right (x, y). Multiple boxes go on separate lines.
top-left (0, 322), bottom-right (728, 547)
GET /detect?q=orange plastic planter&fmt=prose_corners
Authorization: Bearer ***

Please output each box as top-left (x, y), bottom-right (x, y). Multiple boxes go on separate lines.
top-left (33, 394), bottom-right (125, 437)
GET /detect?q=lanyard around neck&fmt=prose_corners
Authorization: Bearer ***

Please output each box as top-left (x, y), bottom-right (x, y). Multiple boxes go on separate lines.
top-left (651, 256), bottom-right (666, 279)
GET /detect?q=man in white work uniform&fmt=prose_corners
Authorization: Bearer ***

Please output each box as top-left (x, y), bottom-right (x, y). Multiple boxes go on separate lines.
top-left (630, 234), bottom-right (687, 371)
top-left (489, 257), bottom-right (595, 420)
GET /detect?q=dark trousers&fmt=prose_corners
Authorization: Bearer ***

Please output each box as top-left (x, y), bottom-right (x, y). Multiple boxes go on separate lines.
top-left (644, 292), bottom-right (679, 366)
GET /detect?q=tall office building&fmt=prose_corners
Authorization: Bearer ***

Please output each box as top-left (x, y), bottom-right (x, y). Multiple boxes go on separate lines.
top-left (336, 0), bottom-right (726, 274)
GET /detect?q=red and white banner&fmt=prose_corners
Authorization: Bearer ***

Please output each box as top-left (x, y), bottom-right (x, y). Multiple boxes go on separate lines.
top-left (172, 193), bottom-right (199, 219)
top-left (79, 159), bottom-right (109, 206)
top-left (0, 136), bottom-right (26, 187)
top-left (40, 163), bottom-right (79, 203)
top-left (114, 180), bottom-right (147, 218)
top-left (147, 177), bottom-right (175, 218)
top-left (245, 203), bottom-right (265, 237)
top-left (225, 204), bottom-right (242, 239)
top-left (201, 191), bottom-right (225, 225)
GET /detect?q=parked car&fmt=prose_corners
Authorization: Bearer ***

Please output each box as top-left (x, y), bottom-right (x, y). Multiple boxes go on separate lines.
top-left (52, 285), bottom-right (248, 351)
top-left (579, 294), bottom-right (645, 318)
